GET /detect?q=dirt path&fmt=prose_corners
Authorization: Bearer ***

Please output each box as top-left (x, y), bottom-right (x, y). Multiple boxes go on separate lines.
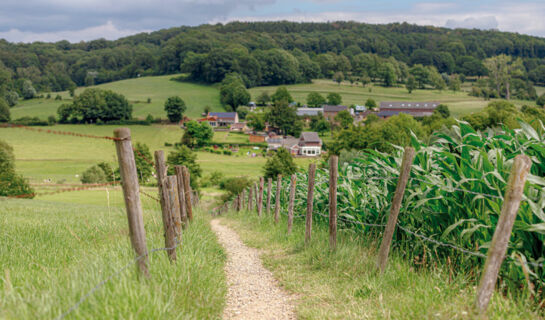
top-left (210, 219), bottom-right (296, 320)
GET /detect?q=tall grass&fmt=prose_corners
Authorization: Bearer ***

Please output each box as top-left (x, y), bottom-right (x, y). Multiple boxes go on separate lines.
top-left (0, 198), bottom-right (226, 319)
top-left (264, 120), bottom-right (545, 304)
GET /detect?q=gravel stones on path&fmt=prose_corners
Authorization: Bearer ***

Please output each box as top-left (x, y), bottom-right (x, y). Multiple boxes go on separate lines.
top-left (210, 219), bottom-right (297, 320)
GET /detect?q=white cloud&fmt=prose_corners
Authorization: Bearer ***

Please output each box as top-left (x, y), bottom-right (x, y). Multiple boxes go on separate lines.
top-left (0, 21), bottom-right (148, 43)
top-left (445, 16), bottom-right (499, 30)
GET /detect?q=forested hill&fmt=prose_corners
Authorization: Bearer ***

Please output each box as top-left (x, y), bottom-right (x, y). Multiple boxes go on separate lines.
top-left (1, 21), bottom-right (545, 94)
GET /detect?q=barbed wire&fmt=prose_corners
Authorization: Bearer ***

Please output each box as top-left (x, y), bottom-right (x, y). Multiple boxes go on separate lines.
top-left (56, 238), bottom-right (182, 320)
top-left (7, 181), bottom-right (121, 199)
top-left (140, 189), bottom-right (160, 203)
top-left (0, 123), bottom-right (125, 141)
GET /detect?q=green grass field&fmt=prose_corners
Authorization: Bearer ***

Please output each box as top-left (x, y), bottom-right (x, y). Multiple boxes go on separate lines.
top-left (0, 194), bottom-right (226, 319)
top-left (10, 75), bottom-right (223, 120)
top-left (221, 210), bottom-right (541, 319)
top-left (1, 124), bottom-right (315, 184)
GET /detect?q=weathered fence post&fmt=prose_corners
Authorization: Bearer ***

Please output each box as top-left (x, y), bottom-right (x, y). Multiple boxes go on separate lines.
top-left (376, 147), bottom-right (415, 272)
top-left (329, 156), bottom-right (338, 250)
top-left (174, 166), bottom-right (188, 228)
top-left (475, 154), bottom-right (532, 312)
top-left (241, 189), bottom-right (245, 210)
top-left (165, 175), bottom-right (181, 260)
top-left (248, 185), bottom-right (253, 211)
top-left (114, 128), bottom-right (149, 276)
top-left (274, 174), bottom-right (282, 224)
top-left (182, 166), bottom-right (193, 222)
top-left (306, 163), bottom-right (316, 244)
top-left (266, 178), bottom-right (272, 214)
top-left (254, 183), bottom-right (259, 211)
top-left (154, 150), bottom-right (177, 263)
top-left (258, 177), bottom-right (264, 216)
top-left (287, 174), bottom-right (297, 234)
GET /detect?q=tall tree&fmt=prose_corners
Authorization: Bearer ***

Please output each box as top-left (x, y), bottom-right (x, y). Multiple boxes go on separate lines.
top-left (164, 96), bottom-right (187, 123)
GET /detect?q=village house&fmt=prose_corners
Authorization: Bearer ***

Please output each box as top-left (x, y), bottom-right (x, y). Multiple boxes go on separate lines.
top-left (378, 102), bottom-right (439, 118)
top-left (199, 112), bottom-right (239, 127)
top-left (229, 122), bottom-right (250, 133)
top-left (323, 105), bottom-right (354, 121)
top-left (296, 107), bottom-right (323, 117)
top-left (266, 132), bottom-right (322, 157)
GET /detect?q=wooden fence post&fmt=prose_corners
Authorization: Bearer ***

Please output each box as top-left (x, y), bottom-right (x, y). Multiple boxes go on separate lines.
top-left (306, 163), bottom-right (316, 244)
top-left (287, 174), bottom-right (297, 234)
top-left (248, 185), bottom-right (253, 211)
top-left (182, 166), bottom-right (193, 222)
top-left (475, 155), bottom-right (532, 312)
top-left (174, 166), bottom-right (188, 228)
top-left (254, 183), bottom-right (259, 211)
top-left (154, 150), bottom-right (177, 263)
top-left (241, 189), bottom-right (245, 210)
top-left (274, 174), bottom-right (282, 224)
top-left (329, 156), bottom-right (338, 250)
top-left (376, 147), bottom-right (415, 272)
top-left (258, 177), bottom-right (264, 216)
top-left (165, 175), bottom-right (181, 260)
top-left (266, 178), bottom-right (272, 215)
top-left (114, 128), bottom-right (149, 276)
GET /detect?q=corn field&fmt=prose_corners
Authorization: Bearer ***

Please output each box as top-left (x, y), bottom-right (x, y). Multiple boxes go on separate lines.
top-left (264, 120), bottom-right (545, 300)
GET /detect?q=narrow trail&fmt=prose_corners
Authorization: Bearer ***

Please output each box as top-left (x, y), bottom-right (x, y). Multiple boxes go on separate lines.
top-left (210, 219), bottom-right (296, 320)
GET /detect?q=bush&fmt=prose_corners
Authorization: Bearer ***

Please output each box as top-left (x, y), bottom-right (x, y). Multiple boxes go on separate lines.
top-left (167, 145), bottom-right (202, 189)
top-left (219, 176), bottom-right (252, 200)
top-left (222, 150), bottom-right (232, 155)
top-left (55, 94), bottom-right (62, 101)
top-left (80, 165), bottom-right (108, 184)
top-left (0, 139), bottom-right (34, 197)
top-left (537, 93), bottom-right (545, 107)
top-left (47, 115), bottom-right (57, 125)
top-left (11, 117), bottom-right (50, 126)
top-left (263, 148), bottom-right (297, 179)
top-left (0, 99), bottom-right (10, 123)
top-left (165, 142), bottom-right (173, 147)
top-left (5, 91), bottom-right (19, 107)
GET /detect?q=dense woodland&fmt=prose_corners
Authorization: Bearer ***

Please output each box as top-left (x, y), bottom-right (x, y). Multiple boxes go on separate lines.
top-left (1, 21), bottom-right (545, 98)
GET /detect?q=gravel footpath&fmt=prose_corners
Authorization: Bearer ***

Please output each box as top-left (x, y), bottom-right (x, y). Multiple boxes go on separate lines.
top-left (211, 219), bottom-right (297, 320)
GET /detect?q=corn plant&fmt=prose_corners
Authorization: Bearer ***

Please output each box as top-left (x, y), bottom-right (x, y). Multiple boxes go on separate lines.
top-left (263, 120), bottom-right (545, 300)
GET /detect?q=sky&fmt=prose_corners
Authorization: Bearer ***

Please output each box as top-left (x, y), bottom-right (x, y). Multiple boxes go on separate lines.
top-left (0, 0), bottom-right (544, 43)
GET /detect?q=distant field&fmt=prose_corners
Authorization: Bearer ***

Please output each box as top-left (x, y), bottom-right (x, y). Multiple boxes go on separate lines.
top-left (249, 79), bottom-right (543, 117)
top-left (1, 124), bottom-right (315, 184)
top-left (10, 74), bottom-right (223, 120)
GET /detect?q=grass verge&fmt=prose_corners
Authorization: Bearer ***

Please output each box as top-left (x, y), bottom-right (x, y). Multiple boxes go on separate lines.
top-left (220, 210), bottom-right (541, 319)
top-left (0, 198), bottom-right (226, 319)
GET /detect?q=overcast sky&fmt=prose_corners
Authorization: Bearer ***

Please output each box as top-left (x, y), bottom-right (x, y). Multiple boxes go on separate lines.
top-left (1, 0), bottom-right (544, 43)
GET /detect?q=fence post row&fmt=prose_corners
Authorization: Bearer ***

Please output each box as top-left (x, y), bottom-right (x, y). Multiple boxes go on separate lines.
top-left (287, 174), bottom-right (297, 234)
top-left (274, 174), bottom-right (282, 224)
top-left (114, 128), bottom-right (149, 277)
top-left (182, 166), bottom-right (193, 222)
top-left (329, 156), bottom-right (338, 250)
top-left (174, 166), bottom-right (188, 228)
top-left (475, 155), bottom-right (532, 312)
top-left (376, 147), bottom-right (416, 272)
top-left (266, 178), bottom-right (272, 215)
top-left (306, 163), bottom-right (316, 244)
top-left (258, 177), bottom-right (264, 216)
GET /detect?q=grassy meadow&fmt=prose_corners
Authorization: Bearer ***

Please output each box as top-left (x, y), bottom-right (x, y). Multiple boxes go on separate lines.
top-left (0, 193), bottom-right (227, 319)
top-left (220, 210), bottom-right (541, 319)
top-left (10, 75), bottom-right (223, 120)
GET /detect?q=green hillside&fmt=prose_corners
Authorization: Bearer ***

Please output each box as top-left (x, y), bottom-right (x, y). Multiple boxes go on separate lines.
top-left (10, 75), bottom-right (223, 120)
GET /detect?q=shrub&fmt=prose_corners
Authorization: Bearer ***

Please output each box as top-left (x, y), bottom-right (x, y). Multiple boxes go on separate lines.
top-left (263, 148), bottom-right (297, 179)
top-left (222, 150), bottom-right (232, 155)
top-left (0, 139), bottom-right (33, 197)
top-left (167, 145), bottom-right (201, 189)
top-left (80, 165), bottom-right (108, 184)
top-left (47, 115), bottom-right (57, 125)
top-left (0, 99), bottom-right (10, 123)
top-left (5, 91), bottom-right (19, 107)
top-left (55, 94), bottom-right (62, 101)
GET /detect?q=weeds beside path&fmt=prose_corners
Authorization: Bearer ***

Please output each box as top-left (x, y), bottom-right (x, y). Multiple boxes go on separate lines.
top-left (220, 210), bottom-right (541, 320)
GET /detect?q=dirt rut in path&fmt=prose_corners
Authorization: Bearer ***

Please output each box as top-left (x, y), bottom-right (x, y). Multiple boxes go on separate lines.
top-left (211, 219), bottom-right (296, 320)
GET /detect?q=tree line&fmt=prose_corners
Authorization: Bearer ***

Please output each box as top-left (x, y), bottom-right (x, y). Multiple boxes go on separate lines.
top-left (1, 21), bottom-right (545, 99)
